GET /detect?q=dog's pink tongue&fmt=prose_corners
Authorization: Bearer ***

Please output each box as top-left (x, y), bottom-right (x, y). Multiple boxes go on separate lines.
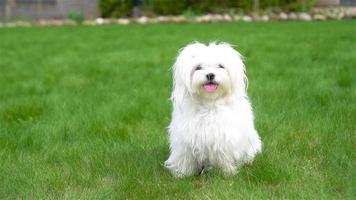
top-left (204, 83), bottom-right (218, 92)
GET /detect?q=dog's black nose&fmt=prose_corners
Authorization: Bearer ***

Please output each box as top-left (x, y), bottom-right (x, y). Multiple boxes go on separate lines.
top-left (206, 73), bottom-right (215, 81)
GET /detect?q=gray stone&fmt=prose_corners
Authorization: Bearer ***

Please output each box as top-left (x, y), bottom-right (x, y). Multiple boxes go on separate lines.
top-left (171, 15), bottom-right (186, 23)
top-left (136, 16), bottom-right (148, 24)
top-left (196, 15), bottom-right (212, 23)
top-left (211, 14), bottom-right (224, 22)
top-left (313, 14), bottom-right (326, 20)
top-left (223, 14), bottom-right (232, 21)
top-left (288, 12), bottom-right (298, 20)
top-left (242, 15), bottom-right (252, 22)
top-left (298, 13), bottom-right (312, 21)
top-left (156, 16), bottom-right (169, 23)
top-left (260, 15), bottom-right (269, 21)
top-left (279, 12), bottom-right (288, 20)
top-left (95, 18), bottom-right (105, 24)
top-left (233, 15), bottom-right (242, 21)
top-left (117, 18), bottom-right (130, 25)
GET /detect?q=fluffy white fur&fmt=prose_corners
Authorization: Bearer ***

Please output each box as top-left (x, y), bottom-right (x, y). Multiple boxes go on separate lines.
top-left (165, 42), bottom-right (262, 177)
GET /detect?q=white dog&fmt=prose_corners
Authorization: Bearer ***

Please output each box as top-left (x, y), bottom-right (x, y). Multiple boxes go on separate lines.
top-left (165, 42), bottom-right (262, 177)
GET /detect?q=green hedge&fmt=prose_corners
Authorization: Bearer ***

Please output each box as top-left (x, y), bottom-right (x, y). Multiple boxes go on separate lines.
top-left (99, 0), bottom-right (135, 18)
top-left (145, 0), bottom-right (188, 15)
top-left (99, 0), bottom-right (317, 18)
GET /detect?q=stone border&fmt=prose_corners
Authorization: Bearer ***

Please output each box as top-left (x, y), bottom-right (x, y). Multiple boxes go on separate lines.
top-left (1, 7), bottom-right (355, 28)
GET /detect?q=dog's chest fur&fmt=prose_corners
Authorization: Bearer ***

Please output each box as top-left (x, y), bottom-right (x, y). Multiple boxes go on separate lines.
top-left (175, 101), bottom-right (251, 165)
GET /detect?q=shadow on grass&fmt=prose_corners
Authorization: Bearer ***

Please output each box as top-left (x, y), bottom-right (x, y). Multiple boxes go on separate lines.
top-left (116, 139), bottom-right (291, 198)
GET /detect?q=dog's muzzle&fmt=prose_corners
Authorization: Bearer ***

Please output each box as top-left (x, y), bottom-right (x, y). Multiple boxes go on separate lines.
top-left (203, 73), bottom-right (218, 93)
top-left (206, 73), bottom-right (215, 81)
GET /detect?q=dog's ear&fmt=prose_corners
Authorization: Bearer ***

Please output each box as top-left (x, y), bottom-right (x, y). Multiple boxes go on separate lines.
top-left (215, 42), bottom-right (248, 97)
top-left (170, 42), bottom-right (206, 107)
top-left (170, 68), bottom-right (186, 107)
top-left (232, 52), bottom-right (248, 97)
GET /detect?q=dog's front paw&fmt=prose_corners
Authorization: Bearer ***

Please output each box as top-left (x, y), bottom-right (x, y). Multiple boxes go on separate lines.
top-left (219, 164), bottom-right (239, 176)
top-left (244, 139), bottom-right (262, 165)
top-left (164, 158), bottom-right (200, 178)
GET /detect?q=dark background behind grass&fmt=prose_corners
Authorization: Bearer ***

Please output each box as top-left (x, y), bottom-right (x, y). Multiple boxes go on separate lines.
top-left (0, 21), bottom-right (355, 199)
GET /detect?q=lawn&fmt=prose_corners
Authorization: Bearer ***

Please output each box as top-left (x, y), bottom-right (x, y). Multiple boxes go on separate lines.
top-left (0, 21), bottom-right (355, 199)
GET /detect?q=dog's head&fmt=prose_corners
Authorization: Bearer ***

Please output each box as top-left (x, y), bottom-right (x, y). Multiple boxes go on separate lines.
top-left (171, 42), bottom-right (247, 105)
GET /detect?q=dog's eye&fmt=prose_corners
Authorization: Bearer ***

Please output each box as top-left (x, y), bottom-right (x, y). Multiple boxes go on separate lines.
top-left (218, 64), bottom-right (225, 69)
top-left (195, 65), bottom-right (202, 71)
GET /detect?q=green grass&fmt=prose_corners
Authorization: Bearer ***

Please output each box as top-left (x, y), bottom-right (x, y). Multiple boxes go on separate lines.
top-left (0, 21), bottom-right (355, 199)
